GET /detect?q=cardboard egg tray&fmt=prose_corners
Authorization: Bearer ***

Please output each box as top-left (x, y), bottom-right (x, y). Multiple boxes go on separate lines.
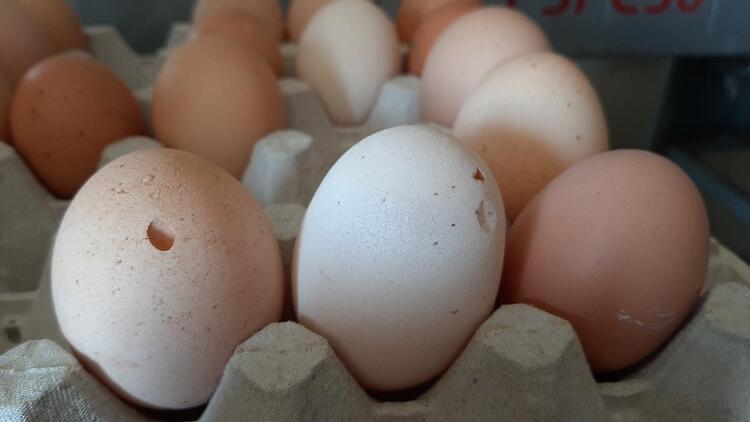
top-left (1, 25), bottom-right (749, 422)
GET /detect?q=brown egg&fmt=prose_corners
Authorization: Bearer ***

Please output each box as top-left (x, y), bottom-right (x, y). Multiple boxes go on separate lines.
top-left (502, 150), bottom-right (710, 372)
top-left (19, 0), bottom-right (89, 52)
top-left (396, 0), bottom-right (476, 43)
top-left (192, 0), bottom-right (284, 40)
top-left (0, 72), bottom-right (11, 143)
top-left (287, 0), bottom-right (334, 43)
top-left (152, 35), bottom-right (285, 178)
top-left (191, 10), bottom-right (283, 77)
top-left (408, 0), bottom-right (480, 76)
top-left (11, 54), bottom-right (145, 198)
top-left (0, 0), bottom-right (55, 87)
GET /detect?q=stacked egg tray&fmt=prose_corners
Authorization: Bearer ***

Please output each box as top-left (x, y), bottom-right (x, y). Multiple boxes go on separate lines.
top-left (1, 25), bottom-right (750, 422)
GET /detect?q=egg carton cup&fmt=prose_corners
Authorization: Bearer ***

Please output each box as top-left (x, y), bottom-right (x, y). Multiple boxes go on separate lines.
top-left (1, 25), bottom-right (749, 421)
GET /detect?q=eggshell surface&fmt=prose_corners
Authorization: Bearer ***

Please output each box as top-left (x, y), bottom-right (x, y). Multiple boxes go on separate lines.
top-left (454, 52), bottom-right (609, 221)
top-left (420, 7), bottom-right (550, 127)
top-left (287, 0), bottom-right (334, 43)
top-left (52, 148), bottom-right (284, 409)
top-left (294, 125), bottom-right (506, 391)
top-left (396, 0), bottom-right (475, 43)
top-left (192, 0), bottom-right (284, 40)
top-left (0, 0), bottom-right (55, 87)
top-left (296, 0), bottom-right (399, 126)
top-left (19, 0), bottom-right (89, 52)
top-left (502, 149), bottom-right (710, 372)
top-left (408, 0), bottom-right (480, 76)
top-left (11, 54), bottom-right (144, 198)
top-left (152, 35), bottom-right (285, 178)
top-left (191, 10), bottom-right (283, 76)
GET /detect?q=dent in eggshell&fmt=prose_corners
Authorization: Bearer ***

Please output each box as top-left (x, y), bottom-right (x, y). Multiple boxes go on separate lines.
top-left (454, 52), bottom-right (609, 221)
top-left (294, 125), bottom-right (506, 392)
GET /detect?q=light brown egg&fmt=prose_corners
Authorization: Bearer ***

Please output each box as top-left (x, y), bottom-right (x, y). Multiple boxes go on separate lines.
top-left (408, 0), bottom-right (480, 76)
top-left (52, 148), bottom-right (284, 409)
top-left (0, 72), bottom-right (10, 143)
top-left (191, 9), bottom-right (283, 77)
top-left (192, 0), bottom-right (284, 40)
top-left (0, 0), bottom-right (55, 87)
top-left (19, 0), bottom-right (89, 52)
top-left (454, 52), bottom-right (609, 221)
top-left (11, 54), bottom-right (144, 198)
top-left (396, 0), bottom-right (475, 44)
top-left (502, 150), bottom-right (710, 372)
top-left (152, 35), bottom-right (285, 178)
top-left (420, 7), bottom-right (550, 127)
top-left (288, 0), bottom-right (334, 43)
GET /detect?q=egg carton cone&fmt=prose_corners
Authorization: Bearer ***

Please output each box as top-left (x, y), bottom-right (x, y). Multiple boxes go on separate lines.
top-left (1, 25), bottom-right (749, 422)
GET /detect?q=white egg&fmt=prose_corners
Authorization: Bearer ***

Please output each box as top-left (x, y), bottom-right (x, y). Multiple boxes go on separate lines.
top-left (293, 125), bottom-right (506, 391)
top-left (296, 0), bottom-right (399, 126)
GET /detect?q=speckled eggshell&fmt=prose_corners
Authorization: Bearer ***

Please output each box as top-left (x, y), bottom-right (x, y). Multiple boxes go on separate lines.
top-left (294, 125), bottom-right (506, 392)
top-left (502, 149), bottom-right (710, 372)
top-left (408, 0), bottom-right (480, 76)
top-left (19, 0), bottom-right (89, 52)
top-left (11, 54), bottom-right (144, 198)
top-left (296, 0), bottom-right (399, 126)
top-left (52, 148), bottom-right (284, 410)
top-left (454, 52), bottom-right (609, 221)
top-left (152, 35), bottom-right (285, 178)
top-left (192, 0), bottom-right (284, 40)
top-left (0, 0), bottom-right (55, 87)
top-left (0, 72), bottom-right (10, 143)
top-left (420, 7), bottom-right (550, 127)
top-left (191, 9), bottom-right (283, 76)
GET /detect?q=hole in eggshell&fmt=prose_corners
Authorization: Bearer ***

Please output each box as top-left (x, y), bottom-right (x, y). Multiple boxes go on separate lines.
top-left (147, 219), bottom-right (175, 251)
top-left (473, 168), bottom-right (485, 182)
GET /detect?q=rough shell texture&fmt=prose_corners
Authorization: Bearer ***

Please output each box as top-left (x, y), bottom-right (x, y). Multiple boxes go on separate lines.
top-left (51, 148), bottom-right (284, 409)
top-left (294, 125), bottom-right (506, 391)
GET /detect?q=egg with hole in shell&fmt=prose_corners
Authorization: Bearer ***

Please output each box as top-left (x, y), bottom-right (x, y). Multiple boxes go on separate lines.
top-left (52, 148), bottom-right (284, 410)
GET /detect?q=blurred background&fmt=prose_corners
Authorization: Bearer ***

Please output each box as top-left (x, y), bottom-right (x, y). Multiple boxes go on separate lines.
top-left (68, 0), bottom-right (750, 261)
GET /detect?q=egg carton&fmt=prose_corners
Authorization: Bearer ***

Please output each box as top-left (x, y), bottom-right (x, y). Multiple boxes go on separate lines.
top-left (1, 25), bottom-right (749, 422)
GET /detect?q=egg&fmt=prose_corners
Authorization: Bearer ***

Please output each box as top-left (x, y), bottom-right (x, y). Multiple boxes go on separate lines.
top-left (396, 0), bottom-right (476, 44)
top-left (502, 149), bottom-right (710, 372)
top-left (294, 125), bottom-right (506, 391)
top-left (420, 7), bottom-right (550, 127)
top-left (296, 0), bottom-right (399, 126)
top-left (191, 9), bottom-right (283, 77)
top-left (11, 54), bottom-right (144, 198)
top-left (408, 0), bottom-right (480, 76)
top-left (52, 148), bottom-right (284, 409)
top-left (192, 0), bottom-right (284, 40)
top-left (19, 0), bottom-right (89, 52)
top-left (152, 35), bottom-right (285, 178)
top-left (0, 72), bottom-right (10, 143)
top-left (454, 52), bottom-right (609, 222)
top-left (0, 0), bottom-right (55, 87)
top-left (287, 0), bottom-right (331, 43)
